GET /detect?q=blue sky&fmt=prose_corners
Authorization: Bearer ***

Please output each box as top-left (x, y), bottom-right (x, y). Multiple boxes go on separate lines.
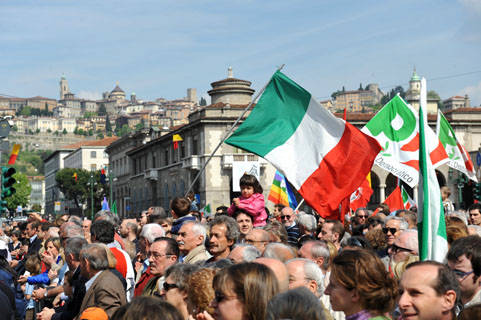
top-left (1, 0), bottom-right (481, 105)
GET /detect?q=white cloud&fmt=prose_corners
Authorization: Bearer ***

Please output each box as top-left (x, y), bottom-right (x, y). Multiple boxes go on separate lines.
top-left (459, 81), bottom-right (481, 107)
top-left (77, 91), bottom-right (102, 100)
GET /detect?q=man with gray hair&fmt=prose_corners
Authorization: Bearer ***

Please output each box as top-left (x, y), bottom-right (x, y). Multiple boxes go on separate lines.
top-left (383, 216), bottom-right (408, 246)
top-left (207, 215), bottom-right (239, 262)
top-left (390, 229), bottom-right (419, 280)
top-left (285, 258), bottom-right (339, 320)
top-left (298, 240), bottom-right (330, 277)
top-left (297, 213), bottom-right (317, 237)
top-left (176, 221), bottom-right (210, 264)
top-left (77, 243), bottom-right (127, 318)
top-left (228, 244), bottom-right (261, 263)
top-left (263, 242), bottom-right (296, 262)
top-left (134, 223), bottom-right (165, 296)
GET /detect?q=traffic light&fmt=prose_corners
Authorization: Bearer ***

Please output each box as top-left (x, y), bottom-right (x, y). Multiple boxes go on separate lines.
top-left (0, 166), bottom-right (15, 215)
top-left (474, 183), bottom-right (481, 201)
top-left (1, 166), bottom-right (16, 198)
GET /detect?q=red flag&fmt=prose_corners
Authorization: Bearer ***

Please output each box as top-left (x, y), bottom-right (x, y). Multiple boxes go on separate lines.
top-left (343, 108), bottom-right (347, 121)
top-left (350, 173), bottom-right (373, 212)
top-left (374, 186), bottom-right (404, 215)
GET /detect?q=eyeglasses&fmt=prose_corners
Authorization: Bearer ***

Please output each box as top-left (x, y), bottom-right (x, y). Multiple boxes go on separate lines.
top-left (392, 244), bottom-right (412, 253)
top-left (214, 291), bottom-right (237, 303)
top-left (243, 239), bottom-right (265, 244)
top-left (280, 215), bottom-right (292, 220)
top-left (163, 282), bottom-right (178, 292)
top-left (357, 215), bottom-right (368, 219)
top-left (147, 252), bottom-right (171, 259)
top-left (382, 227), bottom-right (398, 235)
top-left (453, 270), bottom-right (474, 280)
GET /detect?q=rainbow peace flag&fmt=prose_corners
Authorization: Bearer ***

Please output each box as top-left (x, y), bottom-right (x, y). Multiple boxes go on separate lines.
top-left (268, 171), bottom-right (298, 209)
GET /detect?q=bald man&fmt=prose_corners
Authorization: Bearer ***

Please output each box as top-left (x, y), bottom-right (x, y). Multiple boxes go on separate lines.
top-left (255, 257), bottom-right (289, 292)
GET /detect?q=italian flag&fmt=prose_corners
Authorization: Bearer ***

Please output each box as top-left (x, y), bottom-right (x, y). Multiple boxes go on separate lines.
top-left (418, 77), bottom-right (448, 262)
top-left (401, 186), bottom-right (416, 210)
top-left (225, 71), bottom-right (381, 219)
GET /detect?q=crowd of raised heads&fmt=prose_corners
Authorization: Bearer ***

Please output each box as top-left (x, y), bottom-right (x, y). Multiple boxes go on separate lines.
top-left (1, 177), bottom-right (481, 320)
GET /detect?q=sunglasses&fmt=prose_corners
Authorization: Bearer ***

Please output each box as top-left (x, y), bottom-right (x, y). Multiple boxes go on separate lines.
top-left (392, 244), bottom-right (412, 253)
top-left (357, 215), bottom-right (368, 219)
top-left (382, 227), bottom-right (398, 235)
top-left (163, 282), bottom-right (178, 292)
top-left (280, 215), bottom-right (292, 220)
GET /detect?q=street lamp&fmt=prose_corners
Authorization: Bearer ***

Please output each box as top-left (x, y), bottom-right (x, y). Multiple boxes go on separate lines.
top-left (106, 166), bottom-right (117, 209)
top-left (87, 172), bottom-right (96, 219)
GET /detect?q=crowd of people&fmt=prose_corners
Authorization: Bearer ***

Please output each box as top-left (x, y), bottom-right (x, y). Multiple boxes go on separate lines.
top-left (0, 174), bottom-right (481, 320)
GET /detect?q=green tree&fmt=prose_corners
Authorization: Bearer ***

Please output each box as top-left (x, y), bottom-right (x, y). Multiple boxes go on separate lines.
top-left (73, 127), bottom-right (79, 135)
top-left (31, 204), bottom-right (42, 212)
top-left (135, 121), bottom-right (144, 131)
top-left (98, 104), bottom-right (107, 116)
top-left (5, 172), bottom-right (31, 210)
top-left (47, 128), bottom-right (52, 133)
top-left (199, 97), bottom-right (207, 106)
top-left (35, 129), bottom-right (40, 134)
top-left (359, 83), bottom-right (363, 90)
top-left (20, 106), bottom-right (32, 116)
top-left (97, 132), bottom-right (104, 139)
top-left (105, 114), bottom-right (112, 133)
top-left (120, 124), bottom-right (131, 137)
top-left (62, 128), bottom-right (67, 135)
top-left (88, 129), bottom-right (93, 136)
top-left (427, 90), bottom-right (441, 100)
top-left (12, 125), bottom-right (17, 132)
top-left (55, 168), bottom-right (105, 210)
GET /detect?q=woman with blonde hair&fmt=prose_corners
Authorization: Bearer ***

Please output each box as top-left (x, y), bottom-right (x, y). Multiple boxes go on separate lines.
top-left (325, 249), bottom-right (397, 319)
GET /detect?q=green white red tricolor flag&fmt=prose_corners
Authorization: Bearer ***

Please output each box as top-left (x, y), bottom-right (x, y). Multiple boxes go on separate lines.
top-left (436, 110), bottom-right (477, 182)
top-left (362, 95), bottom-right (448, 188)
top-left (418, 77), bottom-right (448, 262)
top-left (225, 71), bottom-right (381, 220)
top-left (401, 185), bottom-right (416, 210)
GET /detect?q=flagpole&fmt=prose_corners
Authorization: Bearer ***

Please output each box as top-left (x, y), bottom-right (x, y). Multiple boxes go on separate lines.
top-left (295, 199), bottom-right (304, 212)
top-left (184, 64), bottom-right (286, 196)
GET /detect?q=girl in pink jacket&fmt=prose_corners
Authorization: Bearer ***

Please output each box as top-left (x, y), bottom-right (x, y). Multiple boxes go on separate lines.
top-left (228, 174), bottom-right (267, 227)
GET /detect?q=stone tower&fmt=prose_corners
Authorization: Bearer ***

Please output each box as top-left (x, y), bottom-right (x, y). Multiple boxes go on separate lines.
top-left (59, 75), bottom-right (69, 100)
top-left (187, 88), bottom-right (197, 104)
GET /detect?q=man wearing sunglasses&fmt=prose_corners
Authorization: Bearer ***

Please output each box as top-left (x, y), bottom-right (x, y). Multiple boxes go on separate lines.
top-left (280, 207), bottom-right (300, 247)
top-left (390, 229), bottom-right (419, 279)
top-left (447, 235), bottom-right (481, 308)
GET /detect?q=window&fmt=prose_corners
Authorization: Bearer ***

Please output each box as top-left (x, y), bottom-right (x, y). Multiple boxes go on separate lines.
top-left (91, 151), bottom-right (97, 158)
top-left (90, 164), bottom-right (96, 170)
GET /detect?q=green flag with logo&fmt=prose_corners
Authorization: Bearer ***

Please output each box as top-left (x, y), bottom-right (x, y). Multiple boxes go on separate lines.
top-left (362, 95), bottom-right (448, 187)
top-left (436, 110), bottom-right (477, 182)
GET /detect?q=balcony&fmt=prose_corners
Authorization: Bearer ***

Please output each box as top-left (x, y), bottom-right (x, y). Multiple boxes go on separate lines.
top-left (221, 153), bottom-right (268, 169)
top-left (182, 155), bottom-right (201, 170)
top-left (144, 168), bottom-right (158, 181)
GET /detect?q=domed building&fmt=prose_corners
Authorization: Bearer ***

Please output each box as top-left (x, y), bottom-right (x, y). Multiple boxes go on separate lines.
top-left (207, 67), bottom-right (255, 105)
top-left (109, 82), bottom-right (126, 103)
